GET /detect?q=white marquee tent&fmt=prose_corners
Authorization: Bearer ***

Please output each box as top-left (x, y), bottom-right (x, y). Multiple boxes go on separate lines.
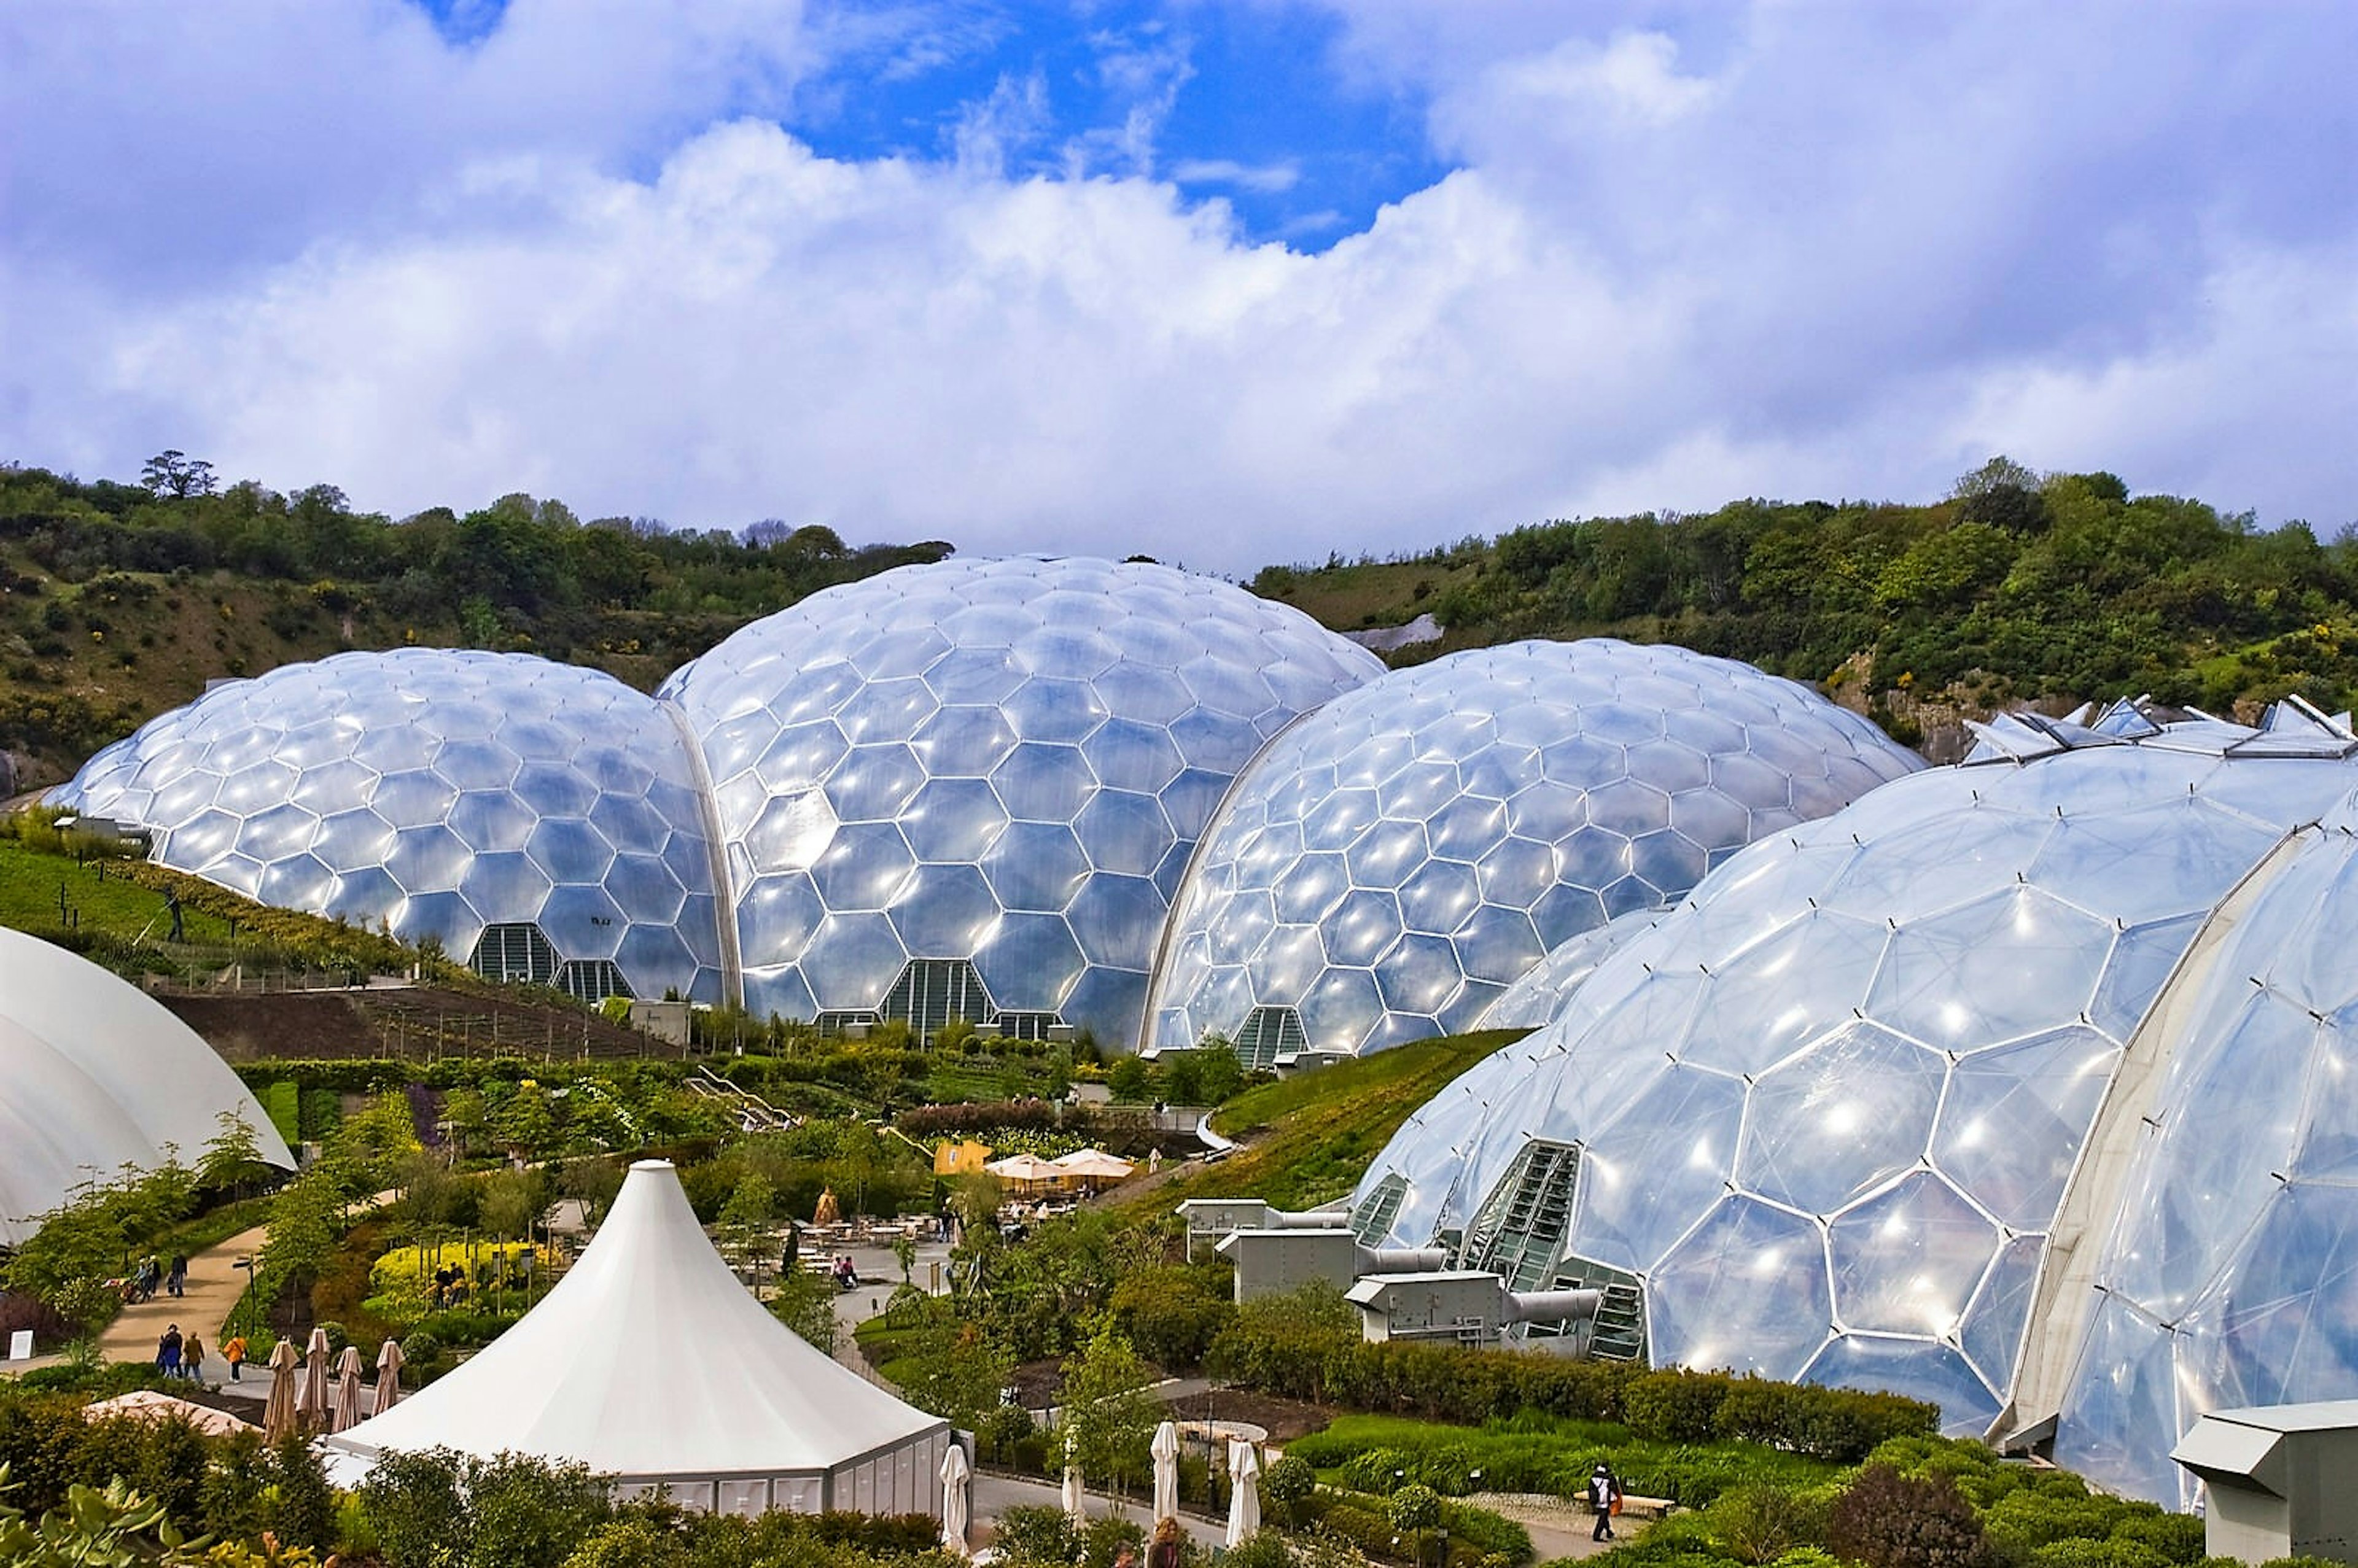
top-left (0, 926), bottom-right (293, 1243)
top-left (321, 1160), bottom-right (953, 1517)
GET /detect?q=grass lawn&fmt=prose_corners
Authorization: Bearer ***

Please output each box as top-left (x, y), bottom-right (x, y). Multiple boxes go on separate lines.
top-left (0, 836), bottom-right (241, 951)
top-left (1118, 1030), bottom-right (1521, 1214)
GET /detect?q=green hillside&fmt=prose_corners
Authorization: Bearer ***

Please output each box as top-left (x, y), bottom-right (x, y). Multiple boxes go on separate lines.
top-left (0, 460), bottom-right (947, 790)
top-left (1119, 1030), bottom-right (1518, 1214)
top-left (7, 453), bottom-right (2352, 793)
top-left (1256, 460), bottom-right (2358, 745)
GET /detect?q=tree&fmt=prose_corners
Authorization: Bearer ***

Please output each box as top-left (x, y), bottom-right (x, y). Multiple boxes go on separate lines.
top-left (442, 1087), bottom-right (491, 1157)
top-left (480, 1170), bottom-right (546, 1246)
top-left (767, 1268), bottom-right (841, 1353)
top-left (1107, 1056), bottom-right (1151, 1102)
top-left (1156, 1050), bottom-right (1204, 1106)
top-left (1388, 1482), bottom-right (1442, 1546)
top-left (1263, 1453), bottom-right (1315, 1527)
top-left (1059, 1324), bottom-right (1161, 1499)
top-left (1194, 1039), bottom-right (1247, 1103)
top-left (491, 1084), bottom-right (561, 1160)
top-left (556, 1158), bottom-right (624, 1227)
top-left (197, 1109), bottom-right (276, 1198)
top-left (717, 1172), bottom-right (777, 1295)
top-left (139, 449), bottom-right (216, 499)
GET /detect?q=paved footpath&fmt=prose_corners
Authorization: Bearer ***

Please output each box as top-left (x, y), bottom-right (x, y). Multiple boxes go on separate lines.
top-left (99, 1222), bottom-right (271, 1383)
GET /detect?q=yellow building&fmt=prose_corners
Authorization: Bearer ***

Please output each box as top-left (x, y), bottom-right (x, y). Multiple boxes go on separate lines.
top-left (933, 1138), bottom-right (992, 1176)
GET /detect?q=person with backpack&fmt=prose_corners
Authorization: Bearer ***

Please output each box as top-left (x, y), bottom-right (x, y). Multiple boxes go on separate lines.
top-left (1587, 1461), bottom-right (1622, 1542)
top-left (224, 1333), bottom-right (247, 1382)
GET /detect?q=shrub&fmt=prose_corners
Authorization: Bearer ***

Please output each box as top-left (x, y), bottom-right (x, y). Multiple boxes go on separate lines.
top-left (1265, 1453), bottom-right (1316, 1524)
top-left (2028, 1542), bottom-right (2170, 1568)
top-left (990, 1504), bottom-right (1081, 1566)
top-left (267, 1433), bottom-right (338, 1553)
top-left (1703, 1484), bottom-right (1831, 1566)
top-left (1826, 1464), bottom-right (1991, 1568)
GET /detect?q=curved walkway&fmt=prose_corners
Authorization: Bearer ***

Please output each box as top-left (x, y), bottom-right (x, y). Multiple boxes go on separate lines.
top-left (96, 1222), bottom-right (271, 1380)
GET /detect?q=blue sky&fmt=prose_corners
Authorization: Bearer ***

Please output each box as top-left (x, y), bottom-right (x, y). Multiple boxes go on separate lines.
top-left (1, 1), bottom-right (2351, 572)
top-left (410, 0), bottom-right (1451, 247)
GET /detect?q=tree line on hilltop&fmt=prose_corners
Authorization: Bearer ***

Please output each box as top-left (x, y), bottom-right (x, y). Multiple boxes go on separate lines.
top-left (1258, 458), bottom-right (2358, 735)
top-left (5, 452), bottom-right (2354, 783)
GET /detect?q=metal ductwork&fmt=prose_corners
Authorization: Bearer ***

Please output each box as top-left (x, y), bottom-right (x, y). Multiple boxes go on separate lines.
top-left (1356, 1244), bottom-right (1449, 1274)
top-left (1503, 1287), bottom-right (1601, 1327)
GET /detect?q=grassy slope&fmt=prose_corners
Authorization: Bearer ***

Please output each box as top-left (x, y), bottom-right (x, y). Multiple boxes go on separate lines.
top-left (1115, 1030), bottom-right (1522, 1216)
top-left (0, 836), bottom-right (243, 946)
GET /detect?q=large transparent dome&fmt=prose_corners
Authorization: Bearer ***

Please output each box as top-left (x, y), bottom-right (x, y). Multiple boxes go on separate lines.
top-left (1351, 700), bottom-right (2358, 1470)
top-left (1144, 640), bottom-right (1921, 1062)
top-left (2051, 787), bottom-right (2358, 1502)
top-left (56, 649), bottom-right (726, 1003)
top-left (660, 557), bottom-right (1382, 1043)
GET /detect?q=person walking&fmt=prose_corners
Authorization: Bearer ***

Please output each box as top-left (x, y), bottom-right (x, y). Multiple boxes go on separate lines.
top-left (158, 1324), bottom-right (183, 1381)
top-left (184, 1334), bottom-right (206, 1384)
top-left (224, 1333), bottom-right (247, 1383)
top-left (167, 1255), bottom-right (187, 1298)
top-left (1146, 1516), bottom-right (1185, 1568)
top-left (1587, 1461), bottom-right (1622, 1542)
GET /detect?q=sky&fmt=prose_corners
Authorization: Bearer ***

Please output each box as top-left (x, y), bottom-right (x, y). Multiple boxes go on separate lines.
top-left (2, 1), bottom-right (2352, 573)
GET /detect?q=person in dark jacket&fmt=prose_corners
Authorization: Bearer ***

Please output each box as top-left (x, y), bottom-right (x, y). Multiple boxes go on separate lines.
top-left (1587, 1462), bottom-right (1622, 1541)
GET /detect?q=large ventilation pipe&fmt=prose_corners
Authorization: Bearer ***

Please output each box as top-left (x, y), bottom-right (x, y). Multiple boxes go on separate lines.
top-left (1503, 1288), bottom-right (1602, 1327)
top-left (1357, 1245), bottom-right (1450, 1274)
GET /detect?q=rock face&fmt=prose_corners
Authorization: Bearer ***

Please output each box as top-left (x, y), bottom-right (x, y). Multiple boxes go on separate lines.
top-left (1342, 613), bottom-right (1445, 654)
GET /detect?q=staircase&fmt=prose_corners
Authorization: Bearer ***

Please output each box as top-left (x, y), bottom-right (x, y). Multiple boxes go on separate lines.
top-left (1458, 1140), bottom-right (1581, 1291)
top-left (1587, 1279), bottom-right (1647, 1362)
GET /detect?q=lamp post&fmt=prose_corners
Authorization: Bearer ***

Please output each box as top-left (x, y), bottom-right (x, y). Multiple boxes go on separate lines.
top-left (232, 1257), bottom-right (257, 1338)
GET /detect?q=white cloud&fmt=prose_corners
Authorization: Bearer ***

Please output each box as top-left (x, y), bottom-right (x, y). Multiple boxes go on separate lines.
top-left (2, 1), bottom-right (2351, 572)
top-left (1171, 158), bottom-right (1302, 194)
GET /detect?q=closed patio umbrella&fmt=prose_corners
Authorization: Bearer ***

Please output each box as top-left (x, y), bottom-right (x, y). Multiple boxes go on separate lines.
top-left (372, 1338), bottom-right (406, 1416)
top-left (1226, 1440), bottom-right (1261, 1547)
top-left (1060, 1430), bottom-right (1086, 1524)
top-left (1150, 1419), bottom-right (1181, 1526)
top-left (939, 1442), bottom-right (971, 1553)
top-left (296, 1328), bottom-right (331, 1430)
top-left (262, 1340), bottom-right (302, 1442)
top-left (332, 1345), bottom-right (367, 1433)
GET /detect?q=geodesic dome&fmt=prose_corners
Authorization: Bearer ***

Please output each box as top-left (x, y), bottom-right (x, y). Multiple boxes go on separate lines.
top-left (1350, 699), bottom-right (2358, 1489)
top-left (2050, 788), bottom-right (2358, 1502)
top-left (1144, 640), bottom-right (1921, 1062)
top-left (1477, 909), bottom-right (1664, 1031)
top-left (659, 557), bottom-right (1382, 1043)
top-left (55, 649), bottom-right (726, 1003)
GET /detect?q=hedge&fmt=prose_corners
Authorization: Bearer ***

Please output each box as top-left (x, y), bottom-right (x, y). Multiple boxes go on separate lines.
top-left (1208, 1308), bottom-right (1936, 1465)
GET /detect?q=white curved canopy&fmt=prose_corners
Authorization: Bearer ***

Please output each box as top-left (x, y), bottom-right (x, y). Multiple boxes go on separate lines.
top-left (0, 926), bottom-right (293, 1243)
top-left (324, 1160), bottom-right (948, 1485)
